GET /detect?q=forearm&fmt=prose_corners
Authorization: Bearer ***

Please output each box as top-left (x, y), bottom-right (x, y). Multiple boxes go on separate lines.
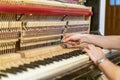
top-left (83, 34), bottom-right (120, 50)
top-left (98, 59), bottom-right (120, 80)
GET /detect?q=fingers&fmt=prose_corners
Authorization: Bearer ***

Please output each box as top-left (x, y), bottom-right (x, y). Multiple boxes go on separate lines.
top-left (83, 44), bottom-right (105, 61)
top-left (83, 44), bottom-right (97, 56)
top-left (62, 36), bottom-right (73, 43)
top-left (66, 41), bottom-right (79, 46)
top-left (87, 44), bottom-right (96, 49)
top-left (62, 34), bottom-right (72, 42)
top-left (62, 37), bottom-right (72, 42)
top-left (62, 34), bottom-right (82, 47)
top-left (83, 48), bottom-right (93, 58)
top-left (83, 48), bottom-right (89, 53)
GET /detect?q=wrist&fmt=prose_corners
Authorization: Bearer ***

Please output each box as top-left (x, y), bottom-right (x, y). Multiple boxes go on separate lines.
top-left (80, 34), bottom-right (90, 43)
top-left (95, 57), bottom-right (108, 66)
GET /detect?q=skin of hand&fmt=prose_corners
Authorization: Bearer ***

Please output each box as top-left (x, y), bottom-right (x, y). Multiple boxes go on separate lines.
top-left (83, 44), bottom-right (106, 65)
top-left (62, 33), bottom-right (87, 46)
top-left (62, 34), bottom-right (120, 50)
top-left (84, 45), bottom-right (120, 80)
top-left (62, 34), bottom-right (120, 80)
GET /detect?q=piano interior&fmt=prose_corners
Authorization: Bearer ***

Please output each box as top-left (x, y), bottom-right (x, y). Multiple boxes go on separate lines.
top-left (0, 0), bottom-right (120, 80)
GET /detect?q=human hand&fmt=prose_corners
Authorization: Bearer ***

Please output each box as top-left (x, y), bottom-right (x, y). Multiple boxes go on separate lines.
top-left (62, 33), bottom-right (88, 46)
top-left (83, 44), bottom-right (106, 65)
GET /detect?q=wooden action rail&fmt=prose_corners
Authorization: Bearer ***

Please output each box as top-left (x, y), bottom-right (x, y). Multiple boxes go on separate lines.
top-left (0, 21), bottom-right (89, 30)
top-left (0, 39), bottom-right (18, 44)
top-left (26, 21), bottom-right (66, 27)
top-left (68, 21), bottom-right (90, 25)
top-left (24, 21), bottom-right (89, 27)
top-left (21, 39), bottom-right (60, 47)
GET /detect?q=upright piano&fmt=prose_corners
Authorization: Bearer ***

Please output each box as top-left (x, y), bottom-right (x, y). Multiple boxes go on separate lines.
top-left (0, 0), bottom-right (120, 80)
